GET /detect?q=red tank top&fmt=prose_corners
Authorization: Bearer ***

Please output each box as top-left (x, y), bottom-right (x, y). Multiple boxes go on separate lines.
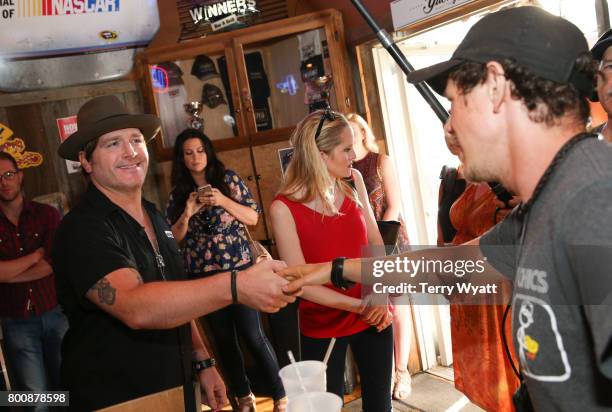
top-left (275, 194), bottom-right (369, 338)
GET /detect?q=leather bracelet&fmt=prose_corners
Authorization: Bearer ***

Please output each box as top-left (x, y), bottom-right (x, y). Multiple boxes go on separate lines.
top-left (331, 257), bottom-right (354, 290)
top-left (193, 358), bottom-right (216, 372)
top-left (231, 270), bottom-right (239, 304)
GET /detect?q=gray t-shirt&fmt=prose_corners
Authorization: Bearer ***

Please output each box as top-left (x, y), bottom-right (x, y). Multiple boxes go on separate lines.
top-left (481, 137), bottom-right (612, 411)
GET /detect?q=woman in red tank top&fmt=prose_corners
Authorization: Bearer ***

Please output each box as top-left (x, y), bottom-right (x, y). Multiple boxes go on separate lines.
top-left (270, 110), bottom-right (394, 412)
top-left (348, 113), bottom-right (413, 400)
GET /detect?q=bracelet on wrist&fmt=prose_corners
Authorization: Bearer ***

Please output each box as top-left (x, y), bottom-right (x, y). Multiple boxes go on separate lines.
top-left (331, 257), bottom-right (355, 290)
top-left (193, 358), bottom-right (216, 373)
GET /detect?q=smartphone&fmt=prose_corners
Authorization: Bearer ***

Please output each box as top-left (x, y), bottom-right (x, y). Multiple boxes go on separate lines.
top-left (197, 184), bottom-right (213, 195)
top-left (196, 184), bottom-right (212, 203)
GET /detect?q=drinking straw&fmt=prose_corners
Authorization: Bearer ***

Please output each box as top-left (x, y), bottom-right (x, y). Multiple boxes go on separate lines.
top-left (287, 350), bottom-right (308, 394)
top-left (322, 337), bottom-right (336, 366)
top-left (287, 350), bottom-right (317, 412)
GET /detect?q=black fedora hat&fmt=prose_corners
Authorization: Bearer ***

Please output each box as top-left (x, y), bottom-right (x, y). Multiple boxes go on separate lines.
top-left (58, 96), bottom-right (161, 161)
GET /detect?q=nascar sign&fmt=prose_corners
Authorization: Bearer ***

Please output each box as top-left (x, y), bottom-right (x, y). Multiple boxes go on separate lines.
top-left (11, 0), bottom-right (120, 17)
top-left (0, 0), bottom-right (159, 58)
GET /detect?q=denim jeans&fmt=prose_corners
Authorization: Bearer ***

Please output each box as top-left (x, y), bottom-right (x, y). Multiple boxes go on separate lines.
top-left (2, 306), bottom-right (68, 412)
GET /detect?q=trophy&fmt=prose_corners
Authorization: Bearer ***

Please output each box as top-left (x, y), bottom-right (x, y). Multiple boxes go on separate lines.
top-left (314, 75), bottom-right (333, 105)
top-left (184, 101), bottom-right (204, 131)
top-left (307, 75), bottom-right (333, 111)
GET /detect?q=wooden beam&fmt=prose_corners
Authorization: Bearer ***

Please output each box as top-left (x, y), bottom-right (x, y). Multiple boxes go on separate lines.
top-left (0, 80), bottom-right (137, 108)
top-left (356, 42), bottom-right (387, 152)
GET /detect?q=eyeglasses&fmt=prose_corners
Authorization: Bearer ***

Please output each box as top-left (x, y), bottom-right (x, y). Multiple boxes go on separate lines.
top-left (314, 109), bottom-right (338, 141)
top-left (0, 170), bottom-right (18, 182)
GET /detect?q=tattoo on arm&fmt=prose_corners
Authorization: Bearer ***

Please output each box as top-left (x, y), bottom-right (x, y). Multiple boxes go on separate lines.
top-left (90, 277), bottom-right (117, 305)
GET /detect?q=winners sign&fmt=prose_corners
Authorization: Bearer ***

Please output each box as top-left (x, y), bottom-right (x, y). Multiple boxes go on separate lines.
top-left (189, 0), bottom-right (257, 31)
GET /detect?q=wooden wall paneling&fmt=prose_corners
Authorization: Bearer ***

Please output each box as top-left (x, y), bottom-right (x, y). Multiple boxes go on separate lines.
top-left (224, 45), bottom-right (248, 138)
top-left (355, 41), bottom-right (387, 153)
top-left (38, 98), bottom-right (86, 208)
top-left (215, 147), bottom-right (267, 240)
top-left (6, 104), bottom-right (60, 200)
top-left (250, 140), bottom-right (290, 245)
top-left (325, 13), bottom-right (356, 113)
top-left (0, 108), bottom-right (8, 128)
top-left (155, 161), bottom-right (173, 210)
top-left (0, 81), bottom-right (137, 109)
top-left (234, 15), bottom-right (328, 45)
top-left (149, 0), bottom-right (181, 49)
top-left (286, 0), bottom-right (314, 17)
top-left (143, 39), bottom-right (227, 64)
top-left (232, 39), bottom-right (258, 135)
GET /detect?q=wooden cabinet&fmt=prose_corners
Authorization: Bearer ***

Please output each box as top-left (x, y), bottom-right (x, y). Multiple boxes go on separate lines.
top-left (139, 9), bottom-right (355, 248)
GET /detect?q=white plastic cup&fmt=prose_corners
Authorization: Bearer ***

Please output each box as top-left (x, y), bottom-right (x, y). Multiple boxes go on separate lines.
top-left (286, 391), bottom-right (342, 412)
top-left (278, 360), bottom-right (327, 397)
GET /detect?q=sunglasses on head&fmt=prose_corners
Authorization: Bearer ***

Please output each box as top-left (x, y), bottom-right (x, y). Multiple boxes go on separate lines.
top-left (314, 109), bottom-right (339, 141)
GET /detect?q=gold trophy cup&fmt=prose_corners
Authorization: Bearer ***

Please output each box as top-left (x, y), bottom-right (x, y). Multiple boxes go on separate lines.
top-left (184, 101), bottom-right (204, 131)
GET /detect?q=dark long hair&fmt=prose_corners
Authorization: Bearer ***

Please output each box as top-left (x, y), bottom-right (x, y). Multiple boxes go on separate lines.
top-left (168, 129), bottom-right (231, 223)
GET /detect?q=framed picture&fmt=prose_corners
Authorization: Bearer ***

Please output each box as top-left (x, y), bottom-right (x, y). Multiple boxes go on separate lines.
top-left (278, 147), bottom-right (294, 176)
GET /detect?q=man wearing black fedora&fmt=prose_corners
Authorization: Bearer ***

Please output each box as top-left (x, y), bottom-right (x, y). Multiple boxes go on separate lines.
top-left (52, 95), bottom-right (296, 411)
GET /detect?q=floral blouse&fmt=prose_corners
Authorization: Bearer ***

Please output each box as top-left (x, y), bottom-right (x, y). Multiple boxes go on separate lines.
top-left (165, 169), bottom-right (260, 276)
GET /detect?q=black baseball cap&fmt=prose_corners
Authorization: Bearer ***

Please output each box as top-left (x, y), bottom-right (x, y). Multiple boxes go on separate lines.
top-left (201, 84), bottom-right (227, 109)
top-left (591, 29), bottom-right (612, 61)
top-left (191, 54), bottom-right (220, 81)
top-left (589, 29), bottom-right (612, 102)
top-left (407, 7), bottom-right (592, 97)
top-left (155, 61), bottom-right (183, 87)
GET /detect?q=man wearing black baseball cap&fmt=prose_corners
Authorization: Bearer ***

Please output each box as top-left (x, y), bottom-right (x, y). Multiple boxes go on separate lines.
top-left (590, 29), bottom-right (612, 140)
top-left (280, 6), bottom-right (612, 411)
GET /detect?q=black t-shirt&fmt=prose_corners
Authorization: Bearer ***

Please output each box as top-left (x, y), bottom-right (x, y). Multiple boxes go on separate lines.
top-left (53, 185), bottom-right (193, 411)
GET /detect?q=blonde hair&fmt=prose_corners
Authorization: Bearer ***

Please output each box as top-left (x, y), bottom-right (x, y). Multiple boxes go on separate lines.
top-left (279, 110), bottom-right (360, 215)
top-left (346, 113), bottom-right (379, 153)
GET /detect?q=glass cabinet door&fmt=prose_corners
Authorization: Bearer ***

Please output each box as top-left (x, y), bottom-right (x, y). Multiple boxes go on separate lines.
top-left (235, 27), bottom-right (339, 136)
top-left (148, 51), bottom-right (241, 150)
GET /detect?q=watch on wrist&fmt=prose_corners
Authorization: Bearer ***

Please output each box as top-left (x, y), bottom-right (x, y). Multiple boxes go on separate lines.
top-left (193, 357), bottom-right (216, 372)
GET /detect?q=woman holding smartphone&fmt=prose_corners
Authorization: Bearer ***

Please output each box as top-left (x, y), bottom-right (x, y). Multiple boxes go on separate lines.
top-left (166, 129), bottom-right (286, 412)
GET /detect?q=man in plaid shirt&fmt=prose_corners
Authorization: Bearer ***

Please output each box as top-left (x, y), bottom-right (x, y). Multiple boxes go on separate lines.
top-left (0, 151), bottom-right (67, 408)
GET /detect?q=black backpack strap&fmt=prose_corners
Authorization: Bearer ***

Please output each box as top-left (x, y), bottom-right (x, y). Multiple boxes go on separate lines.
top-left (438, 165), bottom-right (462, 243)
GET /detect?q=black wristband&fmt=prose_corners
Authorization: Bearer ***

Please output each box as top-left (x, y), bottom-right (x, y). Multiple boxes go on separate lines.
top-left (193, 358), bottom-right (216, 373)
top-left (231, 270), bottom-right (239, 304)
top-left (331, 257), bottom-right (354, 290)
